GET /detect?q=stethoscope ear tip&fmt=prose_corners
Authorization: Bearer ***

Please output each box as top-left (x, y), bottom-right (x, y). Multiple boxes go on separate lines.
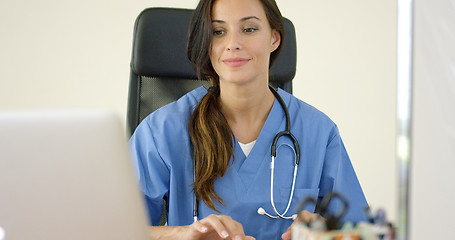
top-left (257, 207), bottom-right (266, 215)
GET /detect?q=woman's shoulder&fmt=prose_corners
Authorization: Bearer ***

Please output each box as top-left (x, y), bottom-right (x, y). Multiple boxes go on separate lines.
top-left (279, 89), bottom-right (335, 126)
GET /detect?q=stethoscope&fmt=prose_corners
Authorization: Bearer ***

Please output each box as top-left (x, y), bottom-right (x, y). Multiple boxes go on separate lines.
top-left (193, 86), bottom-right (300, 222)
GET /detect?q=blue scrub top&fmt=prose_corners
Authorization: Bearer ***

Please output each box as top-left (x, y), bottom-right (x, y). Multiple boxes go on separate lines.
top-left (129, 86), bottom-right (368, 239)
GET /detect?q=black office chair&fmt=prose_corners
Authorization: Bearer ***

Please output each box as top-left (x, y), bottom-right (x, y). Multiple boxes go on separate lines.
top-left (126, 7), bottom-right (297, 225)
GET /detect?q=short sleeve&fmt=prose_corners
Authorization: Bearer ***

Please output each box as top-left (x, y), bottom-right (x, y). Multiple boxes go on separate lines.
top-left (129, 119), bottom-right (170, 225)
top-left (318, 125), bottom-right (368, 223)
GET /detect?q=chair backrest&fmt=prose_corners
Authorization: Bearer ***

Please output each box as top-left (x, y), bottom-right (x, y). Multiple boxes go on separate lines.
top-left (127, 7), bottom-right (297, 136)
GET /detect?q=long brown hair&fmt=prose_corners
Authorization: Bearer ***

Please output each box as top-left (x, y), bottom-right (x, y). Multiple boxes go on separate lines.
top-left (187, 0), bottom-right (285, 211)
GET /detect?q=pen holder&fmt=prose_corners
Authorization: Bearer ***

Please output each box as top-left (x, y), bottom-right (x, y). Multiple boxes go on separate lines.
top-left (292, 192), bottom-right (394, 240)
top-left (292, 221), bottom-right (393, 240)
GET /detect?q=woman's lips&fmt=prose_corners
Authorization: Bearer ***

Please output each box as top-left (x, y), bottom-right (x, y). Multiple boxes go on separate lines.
top-left (222, 58), bottom-right (250, 67)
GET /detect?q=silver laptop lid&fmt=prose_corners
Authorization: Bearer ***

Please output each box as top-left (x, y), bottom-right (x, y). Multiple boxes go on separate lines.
top-left (0, 110), bottom-right (149, 240)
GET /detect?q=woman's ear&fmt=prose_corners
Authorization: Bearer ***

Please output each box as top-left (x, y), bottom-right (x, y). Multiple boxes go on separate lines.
top-left (270, 29), bottom-right (281, 53)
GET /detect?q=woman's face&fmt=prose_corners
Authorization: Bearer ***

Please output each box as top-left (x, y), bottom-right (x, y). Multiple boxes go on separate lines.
top-left (209, 0), bottom-right (281, 86)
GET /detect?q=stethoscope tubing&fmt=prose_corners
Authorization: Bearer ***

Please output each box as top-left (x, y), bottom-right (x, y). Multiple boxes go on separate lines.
top-left (269, 144), bottom-right (299, 219)
top-left (193, 86), bottom-right (300, 222)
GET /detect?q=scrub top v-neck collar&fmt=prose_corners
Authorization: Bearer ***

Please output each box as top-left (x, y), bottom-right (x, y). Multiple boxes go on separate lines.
top-left (231, 89), bottom-right (289, 191)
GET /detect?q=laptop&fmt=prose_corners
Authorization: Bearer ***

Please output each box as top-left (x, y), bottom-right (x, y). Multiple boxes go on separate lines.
top-left (0, 110), bottom-right (149, 240)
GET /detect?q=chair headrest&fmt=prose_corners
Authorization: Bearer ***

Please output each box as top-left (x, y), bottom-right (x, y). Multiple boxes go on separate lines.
top-left (131, 8), bottom-right (296, 83)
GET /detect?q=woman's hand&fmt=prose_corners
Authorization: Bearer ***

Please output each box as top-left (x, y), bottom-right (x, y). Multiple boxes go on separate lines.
top-left (281, 210), bottom-right (322, 240)
top-left (183, 214), bottom-right (255, 240)
top-left (149, 214), bottom-right (255, 240)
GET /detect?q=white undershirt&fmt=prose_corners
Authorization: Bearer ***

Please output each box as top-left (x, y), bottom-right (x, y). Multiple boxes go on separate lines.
top-left (238, 140), bottom-right (257, 157)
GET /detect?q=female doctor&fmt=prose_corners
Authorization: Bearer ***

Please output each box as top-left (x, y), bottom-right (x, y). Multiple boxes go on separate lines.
top-left (129, 0), bottom-right (368, 239)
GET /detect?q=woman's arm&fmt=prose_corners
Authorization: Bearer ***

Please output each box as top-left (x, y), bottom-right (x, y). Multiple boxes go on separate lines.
top-left (148, 226), bottom-right (186, 240)
top-left (148, 215), bottom-right (256, 240)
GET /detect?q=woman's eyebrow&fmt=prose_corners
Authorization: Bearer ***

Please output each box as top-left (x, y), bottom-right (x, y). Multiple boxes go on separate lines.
top-left (211, 16), bottom-right (261, 24)
top-left (240, 16), bottom-right (261, 22)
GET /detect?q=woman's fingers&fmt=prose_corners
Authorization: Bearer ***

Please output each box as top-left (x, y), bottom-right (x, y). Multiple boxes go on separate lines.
top-left (216, 215), bottom-right (246, 239)
top-left (199, 214), bottom-right (230, 238)
top-left (298, 210), bottom-right (321, 223)
top-left (199, 214), bottom-right (247, 239)
top-left (281, 229), bottom-right (292, 240)
top-left (281, 221), bottom-right (297, 240)
top-left (191, 220), bottom-right (208, 233)
top-left (281, 211), bottom-right (324, 240)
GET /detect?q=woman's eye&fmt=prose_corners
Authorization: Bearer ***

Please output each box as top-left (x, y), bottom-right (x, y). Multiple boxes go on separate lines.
top-left (243, 27), bottom-right (258, 33)
top-left (213, 29), bottom-right (224, 36)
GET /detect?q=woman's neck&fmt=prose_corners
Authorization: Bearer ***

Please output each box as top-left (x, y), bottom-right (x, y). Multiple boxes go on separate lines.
top-left (219, 82), bottom-right (275, 143)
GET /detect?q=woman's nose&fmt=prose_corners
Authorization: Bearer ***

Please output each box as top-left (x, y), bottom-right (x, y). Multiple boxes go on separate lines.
top-left (226, 32), bottom-right (242, 51)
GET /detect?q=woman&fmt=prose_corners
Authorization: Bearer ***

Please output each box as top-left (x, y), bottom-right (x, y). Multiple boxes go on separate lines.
top-left (129, 0), bottom-right (368, 239)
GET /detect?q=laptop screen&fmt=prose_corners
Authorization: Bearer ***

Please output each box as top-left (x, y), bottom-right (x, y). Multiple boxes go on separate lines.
top-left (0, 110), bottom-right (149, 240)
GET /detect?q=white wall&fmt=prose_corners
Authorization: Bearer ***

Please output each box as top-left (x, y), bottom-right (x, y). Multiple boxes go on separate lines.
top-left (0, 0), bottom-right (397, 224)
top-left (411, 0), bottom-right (455, 238)
top-left (279, 0), bottom-right (397, 223)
